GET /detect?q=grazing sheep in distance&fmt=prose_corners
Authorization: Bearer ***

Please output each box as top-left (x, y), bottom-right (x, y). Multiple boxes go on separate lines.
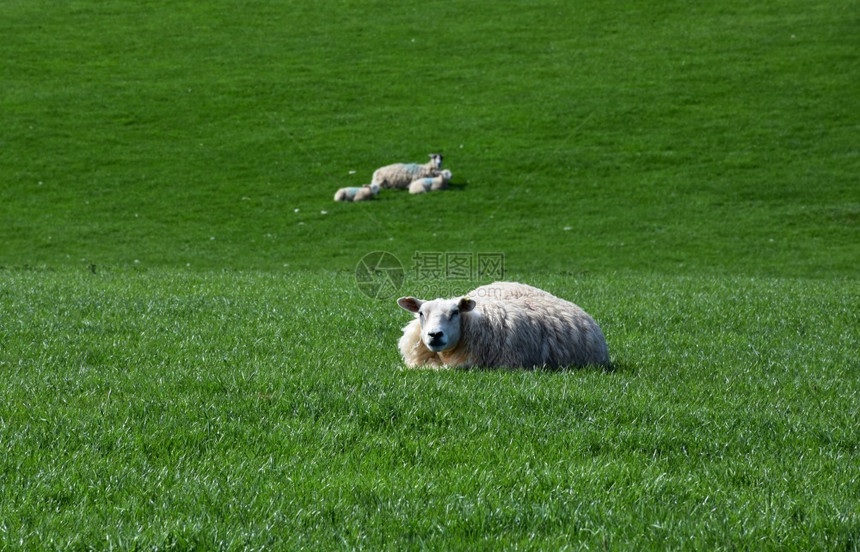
top-left (334, 183), bottom-right (380, 202)
top-left (372, 153), bottom-right (443, 190)
top-left (408, 170), bottom-right (452, 194)
top-left (397, 281), bottom-right (609, 369)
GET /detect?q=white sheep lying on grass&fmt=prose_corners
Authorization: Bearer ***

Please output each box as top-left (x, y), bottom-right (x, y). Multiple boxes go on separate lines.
top-left (372, 153), bottom-right (443, 190)
top-left (397, 281), bottom-right (609, 369)
top-left (408, 170), bottom-right (452, 194)
top-left (333, 183), bottom-right (380, 202)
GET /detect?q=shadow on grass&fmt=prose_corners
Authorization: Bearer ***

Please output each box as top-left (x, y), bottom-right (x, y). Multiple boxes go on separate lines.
top-left (455, 359), bottom-right (636, 375)
top-left (374, 181), bottom-right (467, 200)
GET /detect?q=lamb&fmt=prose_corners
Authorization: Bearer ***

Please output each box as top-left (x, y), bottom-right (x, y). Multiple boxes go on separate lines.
top-left (408, 170), bottom-right (452, 194)
top-left (333, 183), bottom-right (380, 202)
top-left (397, 281), bottom-right (609, 369)
top-left (372, 153), bottom-right (443, 190)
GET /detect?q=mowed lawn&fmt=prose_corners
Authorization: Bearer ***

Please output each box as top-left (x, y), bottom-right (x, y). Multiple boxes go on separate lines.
top-left (1, 0), bottom-right (858, 550)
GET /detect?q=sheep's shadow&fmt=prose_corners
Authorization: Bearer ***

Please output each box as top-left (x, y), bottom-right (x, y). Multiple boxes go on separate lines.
top-left (371, 181), bottom-right (467, 200)
top-left (455, 359), bottom-right (635, 375)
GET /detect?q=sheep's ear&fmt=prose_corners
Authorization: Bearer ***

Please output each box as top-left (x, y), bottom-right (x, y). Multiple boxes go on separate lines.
top-left (398, 297), bottom-right (424, 313)
top-left (458, 297), bottom-right (476, 312)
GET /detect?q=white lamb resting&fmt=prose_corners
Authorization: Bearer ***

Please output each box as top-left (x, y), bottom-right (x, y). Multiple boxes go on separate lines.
top-left (372, 153), bottom-right (443, 190)
top-left (408, 170), bottom-right (452, 194)
top-left (334, 183), bottom-right (380, 202)
top-left (397, 282), bottom-right (609, 369)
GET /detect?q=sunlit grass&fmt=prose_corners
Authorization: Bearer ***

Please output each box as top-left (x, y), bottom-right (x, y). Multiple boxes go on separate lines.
top-left (1, 269), bottom-right (857, 549)
top-left (0, 0), bottom-right (857, 548)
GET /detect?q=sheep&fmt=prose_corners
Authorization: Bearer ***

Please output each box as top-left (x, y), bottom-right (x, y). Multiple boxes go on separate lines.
top-left (372, 153), bottom-right (443, 190)
top-left (334, 183), bottom-right (380, 202)
top-left (397, 281), bottom-right (609, 369)
top-left (408, 170), bottom-right (452, 194)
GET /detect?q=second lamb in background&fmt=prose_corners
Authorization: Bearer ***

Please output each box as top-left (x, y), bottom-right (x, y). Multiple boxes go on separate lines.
top-left (408, 170), bottom-right (452, 194)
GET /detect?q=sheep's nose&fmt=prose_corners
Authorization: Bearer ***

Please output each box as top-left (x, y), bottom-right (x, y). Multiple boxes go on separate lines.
top-left (428, 331), bottom-right (444, 339)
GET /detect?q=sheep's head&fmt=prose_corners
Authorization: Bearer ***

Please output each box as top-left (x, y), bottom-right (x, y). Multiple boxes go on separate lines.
top-left (398, 295), bottom-right (476, 352)
top-left (369, 183), bottom-right (380, 195)
top-left (428, 153), bottom-right (443, 170)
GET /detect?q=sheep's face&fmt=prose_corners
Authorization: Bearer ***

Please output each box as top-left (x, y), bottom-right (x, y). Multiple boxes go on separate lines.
top-left (428, 153), bottom-right (443, 170)
top-left (398, 296), bottom-right (476, 352)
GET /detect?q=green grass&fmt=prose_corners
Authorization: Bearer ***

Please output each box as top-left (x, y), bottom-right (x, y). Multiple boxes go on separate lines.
top-left (1, 0), bottom-right (858, 549)
top-left (1, 270), bottom-right (857, 549)
top-left (2, 0), bottom-right (857, 275)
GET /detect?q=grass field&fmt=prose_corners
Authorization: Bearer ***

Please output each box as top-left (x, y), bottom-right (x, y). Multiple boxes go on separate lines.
top-left (1, 0), bottom-right (858, 550)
